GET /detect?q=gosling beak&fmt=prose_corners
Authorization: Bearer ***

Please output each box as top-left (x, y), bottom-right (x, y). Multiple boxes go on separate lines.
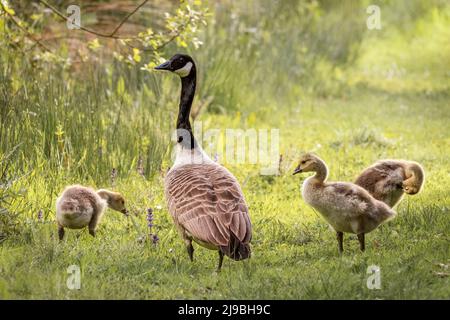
top-left (121, 209), bottom-right (129, 216)
top-left (154, 60), bottom-right (171, 71)
top-left (292, 166), bottom-right (302, 175)
top-left (404, 188), bottom-right (416, 195)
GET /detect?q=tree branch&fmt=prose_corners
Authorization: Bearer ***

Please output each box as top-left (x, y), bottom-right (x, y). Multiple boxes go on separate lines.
top-left (38, 0), bottom-right (140, 39)
top-left (3, 0), bottom-right (200, 59)
top-left (147, 15), bottom-right (194, 52)
top-left (109, 0), bottom-right (149, 37)
top-left (0, 1), bottom-right (53, 53)
top-left (39, 0), bottom-right (194, 52)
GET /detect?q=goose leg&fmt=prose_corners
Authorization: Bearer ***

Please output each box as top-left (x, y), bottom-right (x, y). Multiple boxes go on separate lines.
top-left (357, 233), bottom-right (365, 252)
top-left (336, 231), bottom-right (344, 254)
top-left (186, 241), bottom-right (194, 262)
top-left (217, 251), bottom-right (224, 272)
top-left (88, 213), bottom-right (99, 237)
top-left (58, 225), bottom-right (65, 241)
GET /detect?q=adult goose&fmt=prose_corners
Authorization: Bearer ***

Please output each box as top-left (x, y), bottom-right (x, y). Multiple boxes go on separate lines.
top-left (355, 160), bottom-right (425, 208)
top-left (293, 153), bottom-right (396, 253)
top-left (155, 54), bottom-right (252, 270)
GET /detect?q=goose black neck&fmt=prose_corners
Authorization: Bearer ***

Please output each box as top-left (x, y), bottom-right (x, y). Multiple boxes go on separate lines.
top-left (177, 66), bottom-right (196, 149)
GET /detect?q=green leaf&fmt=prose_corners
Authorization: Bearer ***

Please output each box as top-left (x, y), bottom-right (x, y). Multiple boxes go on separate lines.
top-left (1, 1), bottom-right (15, 15)
top-left (87, 39), bottom-right (102, 52)
top-left (132, 48), bottom-right (141, 63)
top-left (117, 77), bottom-right (125, 96)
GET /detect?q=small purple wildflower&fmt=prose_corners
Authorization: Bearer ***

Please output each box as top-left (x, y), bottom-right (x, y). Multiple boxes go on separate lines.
top-left (151, 234), bottom-right (159, 245)
top-left (111, 168), bottom-right (117, 187)
top-left (146, 208), bottom-right (154, 227)
top-left (146, 208), bottom-right (158, 245)
top-left (37, 209), bottom-right (43, 221)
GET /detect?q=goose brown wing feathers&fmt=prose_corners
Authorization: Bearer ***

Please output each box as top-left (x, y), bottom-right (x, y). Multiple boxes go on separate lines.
top-left (165, 164), bottom-right (252, 249)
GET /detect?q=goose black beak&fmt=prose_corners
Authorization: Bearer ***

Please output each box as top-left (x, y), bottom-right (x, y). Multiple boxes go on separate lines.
top-left (154, 61), bottom-right (171, 71)
top-left (292, 167), bottom-right (302, 175)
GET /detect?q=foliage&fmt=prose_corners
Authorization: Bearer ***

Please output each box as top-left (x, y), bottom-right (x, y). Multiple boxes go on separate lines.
top-left (0, 145), bottom-right (25, 242)
top-left (0, 0), bottom-right (449, 299)
top-left (0, 0), bottom-right (209, 68)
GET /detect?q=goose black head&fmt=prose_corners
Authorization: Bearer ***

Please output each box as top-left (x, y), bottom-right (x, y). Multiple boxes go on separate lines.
top-left (154, 54), bottom-right (195, 78)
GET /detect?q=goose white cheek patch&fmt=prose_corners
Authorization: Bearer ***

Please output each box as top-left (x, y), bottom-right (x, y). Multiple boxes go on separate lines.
top-left (174, 62), bottom-right (193, 77)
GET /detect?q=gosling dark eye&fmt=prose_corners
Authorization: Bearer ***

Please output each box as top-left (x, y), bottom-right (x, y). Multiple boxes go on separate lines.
top-left (121, 200), bottom-right (125, 205)
top-left (301, 160), bottom-right (306, 164)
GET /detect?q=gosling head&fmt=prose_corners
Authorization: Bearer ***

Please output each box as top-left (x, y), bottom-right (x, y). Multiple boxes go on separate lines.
top-left (402, 162), bottom-right (425, 195)
top-left (97, 189), bottom-right (128, 216)
top-left (109, 192), bottom-right (128, 215)
top-left (154, 53), bottom-right (195, 78)
top-left (293, 153), bottom-right (323, 175)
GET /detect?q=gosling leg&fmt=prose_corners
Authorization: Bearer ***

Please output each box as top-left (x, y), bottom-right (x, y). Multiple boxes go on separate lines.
top-left (357, 233), bottom-right (365, 252)
top-left (88, 212), bottom-right (99, 237)
top-left (58, 225), bottom-right (65, 241)
top-left (336, 231), bottom-right (344, 254)
top-left (217, 251), bottom-right (224, 272)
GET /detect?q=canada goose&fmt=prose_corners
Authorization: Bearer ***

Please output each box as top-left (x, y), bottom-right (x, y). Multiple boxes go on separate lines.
top-left (56, 185), bottom-right (127, 240)
top-left (293, 153), bottom-right (396, 253)
top-left (155, 54), bottom-right (252, 271)
top-left (355, 160), bottom-right (425, 208)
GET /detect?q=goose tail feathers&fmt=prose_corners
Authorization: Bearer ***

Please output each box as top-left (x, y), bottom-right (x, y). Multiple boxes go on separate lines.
top-left (220, 231), bottom-right (251, 261)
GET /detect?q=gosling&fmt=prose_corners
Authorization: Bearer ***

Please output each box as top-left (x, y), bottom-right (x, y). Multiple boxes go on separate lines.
top-left (355, 160), bottom-right (425, 208)
top-left (56, 185), bottom-right (127, 240)
top-left (293, 153), bottom-right (396, 253)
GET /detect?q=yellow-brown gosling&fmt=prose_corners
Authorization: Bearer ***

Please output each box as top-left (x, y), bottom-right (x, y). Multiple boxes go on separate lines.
top-left (355, 160), bottom-right (425, 208)
top-left (155, 54), bottom-right (252, 271)
top-left (293, 153), bottom-right (396, 253)
top-left (56, 185), bottom-right (127, 240)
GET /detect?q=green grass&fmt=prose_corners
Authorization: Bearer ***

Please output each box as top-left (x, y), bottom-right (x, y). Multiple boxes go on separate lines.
top-left (0, 90), bottom-right (449, 299)
top-left (0, 0), bottom-right (449, 299)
